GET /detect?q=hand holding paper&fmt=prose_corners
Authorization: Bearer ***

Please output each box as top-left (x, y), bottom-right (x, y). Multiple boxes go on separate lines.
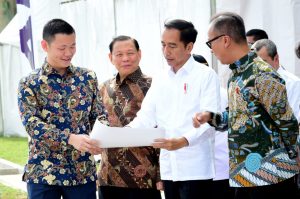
top-left (69, 134), bottom-right (102, 155)
top-left (90, 120), bottom-right (165, 148)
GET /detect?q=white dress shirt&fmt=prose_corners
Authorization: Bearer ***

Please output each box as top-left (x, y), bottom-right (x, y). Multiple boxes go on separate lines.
top-left (213, 87), bottom-right (229, 181)
top-left (129, 56), bottom-right (221, 181)
top-left (277, 66), bottom-right (300, 123)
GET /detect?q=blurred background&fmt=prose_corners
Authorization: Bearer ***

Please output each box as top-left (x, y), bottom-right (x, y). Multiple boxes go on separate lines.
top-left (1, 0), bottom-right (300, 137)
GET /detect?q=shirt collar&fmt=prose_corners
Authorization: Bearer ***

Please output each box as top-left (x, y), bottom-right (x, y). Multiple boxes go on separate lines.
top-left (277, 65), bottom-right (285, 72)
top-left (229, 51), bottom-right (257, 74)
top-left (41, 61), bottom-right (75, 76)
top-left (116, 67), bottom-right (143, 85)
top-left (167, 55), bottom-right (193, 76)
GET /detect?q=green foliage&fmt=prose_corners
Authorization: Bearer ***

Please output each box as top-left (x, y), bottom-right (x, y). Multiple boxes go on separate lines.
top-left (1, 0), bottom-right (13, 19)
top-left (0, 183), bottom-right (27, 199)
top-left (0, 136), bottom-right (28, 166)
top-left (0, 136), bottom-right (28, 198)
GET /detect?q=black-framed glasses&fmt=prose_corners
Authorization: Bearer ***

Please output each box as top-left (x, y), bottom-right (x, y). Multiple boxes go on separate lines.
top-left (206, 34), bottom-right (225, 49)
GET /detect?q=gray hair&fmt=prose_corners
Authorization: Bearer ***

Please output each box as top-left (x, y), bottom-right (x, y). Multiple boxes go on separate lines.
top-left (252, 39), bottom-right (278, 60)
top-left (210, 12), bottom-right (246, 44)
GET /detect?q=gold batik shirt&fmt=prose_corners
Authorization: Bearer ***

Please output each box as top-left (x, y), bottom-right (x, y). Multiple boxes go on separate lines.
top-left (97, 68), bottom-right (160, 188)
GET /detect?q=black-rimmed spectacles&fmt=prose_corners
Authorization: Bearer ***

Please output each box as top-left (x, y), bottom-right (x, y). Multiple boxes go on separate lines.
top-left (206, 34), bottom-right (225, 49)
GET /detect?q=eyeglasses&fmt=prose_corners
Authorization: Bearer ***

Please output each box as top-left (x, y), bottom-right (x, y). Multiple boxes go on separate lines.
top-left (206, 34), bottom-right (225, 49)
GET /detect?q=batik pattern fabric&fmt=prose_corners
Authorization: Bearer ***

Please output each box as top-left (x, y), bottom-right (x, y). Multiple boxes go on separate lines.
top-left (18, 62), bottom-right (108, 186)
top-left (97, 68), bottom-right (160, 188)
top-left (211, 52), bottom-right (300, 187)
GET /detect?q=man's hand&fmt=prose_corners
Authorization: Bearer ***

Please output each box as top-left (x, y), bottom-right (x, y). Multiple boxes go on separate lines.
top-left (152, 137), bottom-right (188, 151)
top-left (68, 134), bottom-right (102, 155)
top-left (192, 112), bottom-right (211, 128)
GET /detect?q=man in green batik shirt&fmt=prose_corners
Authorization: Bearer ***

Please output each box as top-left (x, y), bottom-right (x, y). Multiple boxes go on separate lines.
top-left (193, 12), bottom-right (300, 199)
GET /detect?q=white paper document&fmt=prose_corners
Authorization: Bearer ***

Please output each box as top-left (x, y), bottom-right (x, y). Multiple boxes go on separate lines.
top-left (90, 121), bottom-right (165, 148)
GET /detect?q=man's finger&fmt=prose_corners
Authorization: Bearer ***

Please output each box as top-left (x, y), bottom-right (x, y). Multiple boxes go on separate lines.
top-left (154, 138), bottom-right (166, 142)
top-left (152, 142), bottom-right (165, 148)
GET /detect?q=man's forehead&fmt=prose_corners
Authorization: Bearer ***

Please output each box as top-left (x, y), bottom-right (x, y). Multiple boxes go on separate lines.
top-left (207, 26), bottom-right (218, 37)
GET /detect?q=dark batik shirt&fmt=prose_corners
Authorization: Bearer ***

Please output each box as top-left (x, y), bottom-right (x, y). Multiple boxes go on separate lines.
top-left (18, 62), bottom-right (107, 186)
top-left (211, 52), bottom-right (300, 187)
top-left (97, 67), bottom-right (160, 188)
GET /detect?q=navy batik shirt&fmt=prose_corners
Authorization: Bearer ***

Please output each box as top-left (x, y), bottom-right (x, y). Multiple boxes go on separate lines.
top-left (18, 62), bottom-right (107, 186)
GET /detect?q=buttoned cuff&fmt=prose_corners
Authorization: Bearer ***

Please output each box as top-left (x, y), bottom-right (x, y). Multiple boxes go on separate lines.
top-left (183, 123), bottom-right (211, 146)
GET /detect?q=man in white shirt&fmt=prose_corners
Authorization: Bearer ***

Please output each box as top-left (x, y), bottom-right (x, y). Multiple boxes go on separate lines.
top-left (253, 39), bottom-right (300, 123)
top-left (129, 19), bottom-right (221, 199)
top-left (212, 87), bottom-right (236, 198)
top-left (192, 55), bottom-right (234, 198)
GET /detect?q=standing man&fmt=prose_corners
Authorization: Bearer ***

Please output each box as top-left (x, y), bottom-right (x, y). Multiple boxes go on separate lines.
top-left (295, 40), bottom-right (300, 194)
top-left (97, 35), bottom-right (161, 199)
top-left (129, 19), bottom-right (221, 199)
top-left (193, 12), bottom-right (300, 198)
top-left (296, 41), bottom-right (300, 59)
top-left (18, 19), bottom-right (107, 199)
top-left (253, 39), bottom-right (300, 123)
top-left (246, 29), bottom-right (268, 45)
top-left (193, 55), bottom-right (234, 198)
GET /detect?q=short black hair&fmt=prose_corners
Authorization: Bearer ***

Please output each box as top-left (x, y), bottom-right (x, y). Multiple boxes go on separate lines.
top-left (210, 12), bottom-right (246, 44)
top-left (109, 35), bottom-right (139, 53)
top-left (246, 29), bottom-right (269, 42)
top-left (295, 41), bottom-right (300, 59)
top-left (192, 54), bottom-right (208, 66)
top-left (42, 19), bottom-right (75, 43)
top-left (164, 19), bottom-right (198, 46)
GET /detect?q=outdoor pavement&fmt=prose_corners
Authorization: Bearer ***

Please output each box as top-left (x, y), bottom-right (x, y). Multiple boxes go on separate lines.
top-left (0, 158), bottom-right (165, 198)
top-left (0, 158), bottom-right (26, 192)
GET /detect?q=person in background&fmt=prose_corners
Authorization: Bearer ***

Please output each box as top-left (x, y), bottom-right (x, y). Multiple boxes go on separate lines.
top-left (129, 19), bottom-right (221, 199)
top-left (193, 12), bottom-right (300, 199)
top-left (18, 19), bottom-right (107, 199)
top-left (253, 39), bottom-right (300, 197)
top-left (97, 35), bottom-right (161, 199)
top-left (192, 54), bottom-right (208, 66)
top-left (193, 55), bottom-right (234, 198)
top-left (294, 40), bottom-right (300, 195)
top-left (296, 41), bottom-right (300, 59)
top-left (253, 39), bottom-right (300, 123)
top-left (246, 28), bottom-right (268, 45)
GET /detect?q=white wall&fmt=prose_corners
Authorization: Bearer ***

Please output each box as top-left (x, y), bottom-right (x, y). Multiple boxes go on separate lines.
top-left (29, 0), bottom-right (212, 83)
top-left (0, 14), bottom-right (32, 136)
top-left (1, 0), bottom-right (300, 136)
top-left (216, 0), bottom-right (300, 86)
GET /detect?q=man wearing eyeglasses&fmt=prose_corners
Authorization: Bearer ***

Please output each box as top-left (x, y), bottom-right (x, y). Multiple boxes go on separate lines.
top-left (129, 19), bottom-right (221, 199)
top-left (194, 12), bottom-right (300, 198)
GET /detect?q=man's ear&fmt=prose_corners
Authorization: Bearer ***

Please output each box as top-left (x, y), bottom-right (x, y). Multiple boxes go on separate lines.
top-left (41, 40), bottom-right (48, 52)
top-left (274, 54), bottom-right (279, 63)
top-left (137, 49), bottom-right (142, 60)
top-left (186, 42), bottom-right (194, 52)
top-left (108, 53), bottom-right (113, 63)
top-left (224, 36), bottom-right (231, 48)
